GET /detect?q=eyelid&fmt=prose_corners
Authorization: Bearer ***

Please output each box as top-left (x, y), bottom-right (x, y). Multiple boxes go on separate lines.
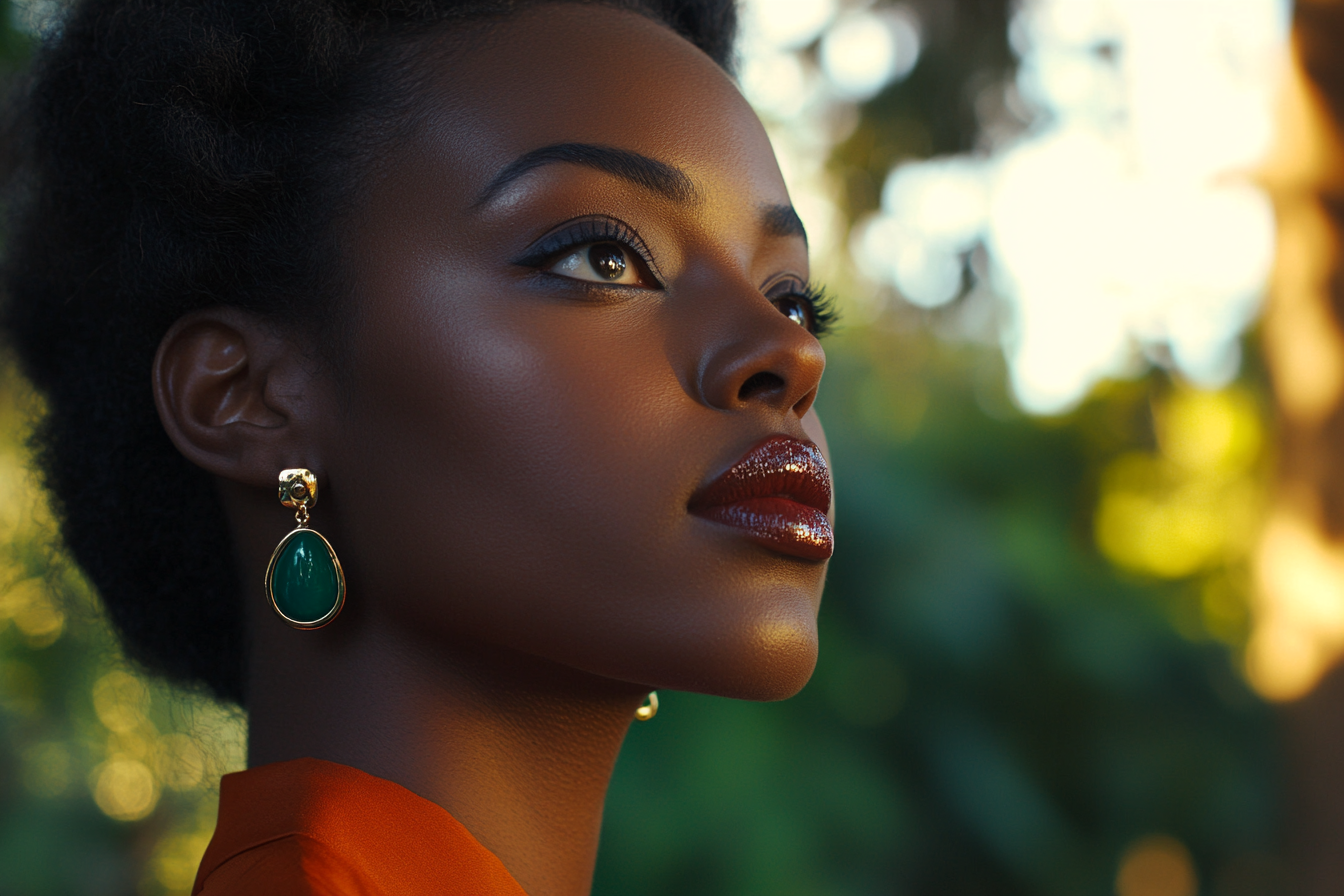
top-left (763, 275), bottom-right (808, 297)
top-left (513, 215), bottom-right (665, 286)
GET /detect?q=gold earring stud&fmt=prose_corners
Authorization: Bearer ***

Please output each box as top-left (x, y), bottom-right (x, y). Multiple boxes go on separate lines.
top-left (635, 691), bottom-right (658, 722)
top-left (264, 468), bottom-right (346, 629)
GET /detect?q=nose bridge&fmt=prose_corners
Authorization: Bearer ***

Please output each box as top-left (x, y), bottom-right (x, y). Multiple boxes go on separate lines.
top-left (686, 266), bottom-right (826, 417)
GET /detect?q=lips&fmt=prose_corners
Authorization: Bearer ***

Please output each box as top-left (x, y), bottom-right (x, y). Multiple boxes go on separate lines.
top-left (689, 436), bottom-right (834, 561)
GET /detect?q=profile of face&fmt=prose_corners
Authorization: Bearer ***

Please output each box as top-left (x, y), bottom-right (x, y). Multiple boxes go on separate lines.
top-left (235, 4), bottom-right (832, 703)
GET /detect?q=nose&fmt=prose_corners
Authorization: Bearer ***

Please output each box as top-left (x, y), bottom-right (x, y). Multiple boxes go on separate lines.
top-left (696, 285), bottom-right (826, 418)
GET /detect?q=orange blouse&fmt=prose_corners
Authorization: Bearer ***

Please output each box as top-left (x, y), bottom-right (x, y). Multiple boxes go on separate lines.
top-left (192, 757), bottom-right (528, 895)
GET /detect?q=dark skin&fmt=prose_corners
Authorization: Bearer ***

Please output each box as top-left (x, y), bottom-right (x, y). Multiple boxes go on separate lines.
top-left (153, 6), bottom-right (830, 896)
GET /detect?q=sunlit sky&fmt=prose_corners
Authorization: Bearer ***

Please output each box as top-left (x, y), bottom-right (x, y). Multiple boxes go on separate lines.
top-left (741, 0), bottom-right (1290, 415)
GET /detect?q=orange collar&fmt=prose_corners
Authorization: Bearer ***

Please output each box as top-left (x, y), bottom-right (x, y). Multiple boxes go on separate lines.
top-left (193, 757), bottom-right (527, 895)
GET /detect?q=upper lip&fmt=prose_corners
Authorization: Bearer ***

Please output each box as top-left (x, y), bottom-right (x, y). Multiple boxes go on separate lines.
top-left (689, 436), bottom-right (831, 514)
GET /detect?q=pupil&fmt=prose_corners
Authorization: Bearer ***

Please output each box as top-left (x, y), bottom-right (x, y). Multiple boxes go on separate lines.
top-left (589, 244), bottom-right (626, 280)
top-left (780, 298), bottom-right (808, 328)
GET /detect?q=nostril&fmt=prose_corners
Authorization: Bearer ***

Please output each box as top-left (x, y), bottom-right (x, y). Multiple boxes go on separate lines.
top-left (738, 371), bottom-right (785, 402)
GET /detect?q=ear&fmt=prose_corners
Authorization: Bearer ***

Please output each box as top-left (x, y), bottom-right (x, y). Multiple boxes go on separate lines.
top-left (153, 307), bottom-right (326, 488)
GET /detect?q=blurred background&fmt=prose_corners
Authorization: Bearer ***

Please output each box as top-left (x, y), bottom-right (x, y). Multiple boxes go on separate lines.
top-left (1, 0), bottom-right (1340, 893)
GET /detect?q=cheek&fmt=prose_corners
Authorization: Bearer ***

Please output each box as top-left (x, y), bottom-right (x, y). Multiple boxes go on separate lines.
top-left (332, 279), bottom-right (672, 597)
top-left (372, 290), bottom-right (689, 536)
top-left (327, 274), bottom-right (821, 698)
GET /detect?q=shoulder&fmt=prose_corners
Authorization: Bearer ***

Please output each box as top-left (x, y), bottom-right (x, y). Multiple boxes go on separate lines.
top-left (194, 834), bottom-right (373, 896)
top-left (191, 758), bottom-right (528, 896)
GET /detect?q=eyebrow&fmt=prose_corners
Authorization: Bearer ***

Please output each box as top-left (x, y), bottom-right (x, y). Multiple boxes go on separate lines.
top-left (475, 142), bottom-right (699, 207)
top-left (761, 203), bottom-right (807, 244)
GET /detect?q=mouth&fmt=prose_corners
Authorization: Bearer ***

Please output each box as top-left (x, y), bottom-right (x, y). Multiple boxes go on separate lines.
top-left (689, 436), bottom-right (834, 561)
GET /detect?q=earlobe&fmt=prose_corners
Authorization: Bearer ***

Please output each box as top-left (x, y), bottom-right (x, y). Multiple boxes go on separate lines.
top-left (152, 308), bottom-right (316, 487)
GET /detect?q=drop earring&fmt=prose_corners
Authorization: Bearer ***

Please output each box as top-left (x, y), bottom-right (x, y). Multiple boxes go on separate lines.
top-left (635, 691), bottom-right (658, 721)
top-left (264, 468), bottom-right (346, 629)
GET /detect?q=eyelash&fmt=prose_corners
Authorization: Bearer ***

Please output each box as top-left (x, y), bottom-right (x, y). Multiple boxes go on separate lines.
top-left (514, 216), bottom-right (838, 337)
top-left (770, 280), bottom-right (839, 338)
top-left (514, 217), bottom-right (662, 285)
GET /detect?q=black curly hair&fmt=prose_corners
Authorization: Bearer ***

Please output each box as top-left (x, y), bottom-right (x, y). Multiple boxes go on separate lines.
top-left (0, 0), bottom-right (738, 706)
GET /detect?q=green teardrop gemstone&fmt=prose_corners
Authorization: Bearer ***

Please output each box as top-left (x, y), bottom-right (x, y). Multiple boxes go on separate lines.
top-left (270, 530), bottom-right (342, 626)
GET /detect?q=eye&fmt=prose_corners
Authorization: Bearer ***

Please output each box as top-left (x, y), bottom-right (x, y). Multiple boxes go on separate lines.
top-left (547, 241), bottom-right (655, 287)
top-left (766, 279), bottom-right (839, 337)
top-left (516, 217), bottom-right (665, 289)
top-left (774, 295), bottom-right (812, 330)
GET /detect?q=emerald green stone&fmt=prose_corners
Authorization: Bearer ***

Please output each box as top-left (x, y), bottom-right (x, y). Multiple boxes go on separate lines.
top-left (270, 530), bottom-right (342, 626)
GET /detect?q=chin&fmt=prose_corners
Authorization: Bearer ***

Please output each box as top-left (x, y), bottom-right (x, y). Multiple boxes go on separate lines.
top-left (725, 612), bottom-right (821, 701)
top-left (637, 604), bottom-right (821, 703)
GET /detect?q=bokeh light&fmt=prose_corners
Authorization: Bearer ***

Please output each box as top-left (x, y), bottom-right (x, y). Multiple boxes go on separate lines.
top-left (0, 1), bottom-right (1304, 893)
top-left (91, 756), bottom-right (159, 822)
top-left (1115, 834), bottom-right (1199, 896)
top-left (1245, 5), bottom-right (1344, 704)
top-left (0, 357), bottom-right (248, 890)
top-left (93, 670), bottom-right (151, 734)
top-left (851, 0), bottom-right (1288, 414)
top-left (740, 0), bottom-right (836, 52)
top-left (819, 8), bottom-right (920, 101)
top-left (1095, 388), bottom-right (1262, 579)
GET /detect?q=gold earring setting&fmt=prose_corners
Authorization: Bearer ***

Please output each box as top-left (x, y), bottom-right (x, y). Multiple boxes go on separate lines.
top-left (635, 691), bottom-right (658, 721)
top-left (264, 468), bottom-right (346, 629)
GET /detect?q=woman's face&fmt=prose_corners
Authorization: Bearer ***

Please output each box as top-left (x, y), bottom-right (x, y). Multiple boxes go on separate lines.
top-left (319, 3), bottom-right (830, 700)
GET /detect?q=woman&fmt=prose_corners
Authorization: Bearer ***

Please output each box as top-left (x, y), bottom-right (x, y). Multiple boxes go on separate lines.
top-left (1, 0), bottom-right (835, 893)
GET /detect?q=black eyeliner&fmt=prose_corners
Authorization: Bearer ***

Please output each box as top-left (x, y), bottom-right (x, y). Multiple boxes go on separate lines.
top-left (513, 216), bottom-right (664, 285)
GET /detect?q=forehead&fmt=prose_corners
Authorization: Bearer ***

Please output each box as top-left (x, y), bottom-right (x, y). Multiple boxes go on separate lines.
top-left (401, 4), bottom-right (789, 208)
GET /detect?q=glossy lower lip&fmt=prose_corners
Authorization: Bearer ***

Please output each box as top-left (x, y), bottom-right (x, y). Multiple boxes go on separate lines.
top-left (689, 436), bottom-right (834, 561)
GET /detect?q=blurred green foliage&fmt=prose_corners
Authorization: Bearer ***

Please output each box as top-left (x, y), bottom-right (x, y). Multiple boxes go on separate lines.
top-left (0, 372), bottom-right (247, 896)
top-left (595, 329), bottom-right (1283, 895)
top-left (0, 1), bottom-right (1286, 894)
top-left (595, 3), bottom-right (1285, 894)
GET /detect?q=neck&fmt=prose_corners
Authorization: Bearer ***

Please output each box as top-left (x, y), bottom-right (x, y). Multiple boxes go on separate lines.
top-left (245, 609), bottom-right (644, 896)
